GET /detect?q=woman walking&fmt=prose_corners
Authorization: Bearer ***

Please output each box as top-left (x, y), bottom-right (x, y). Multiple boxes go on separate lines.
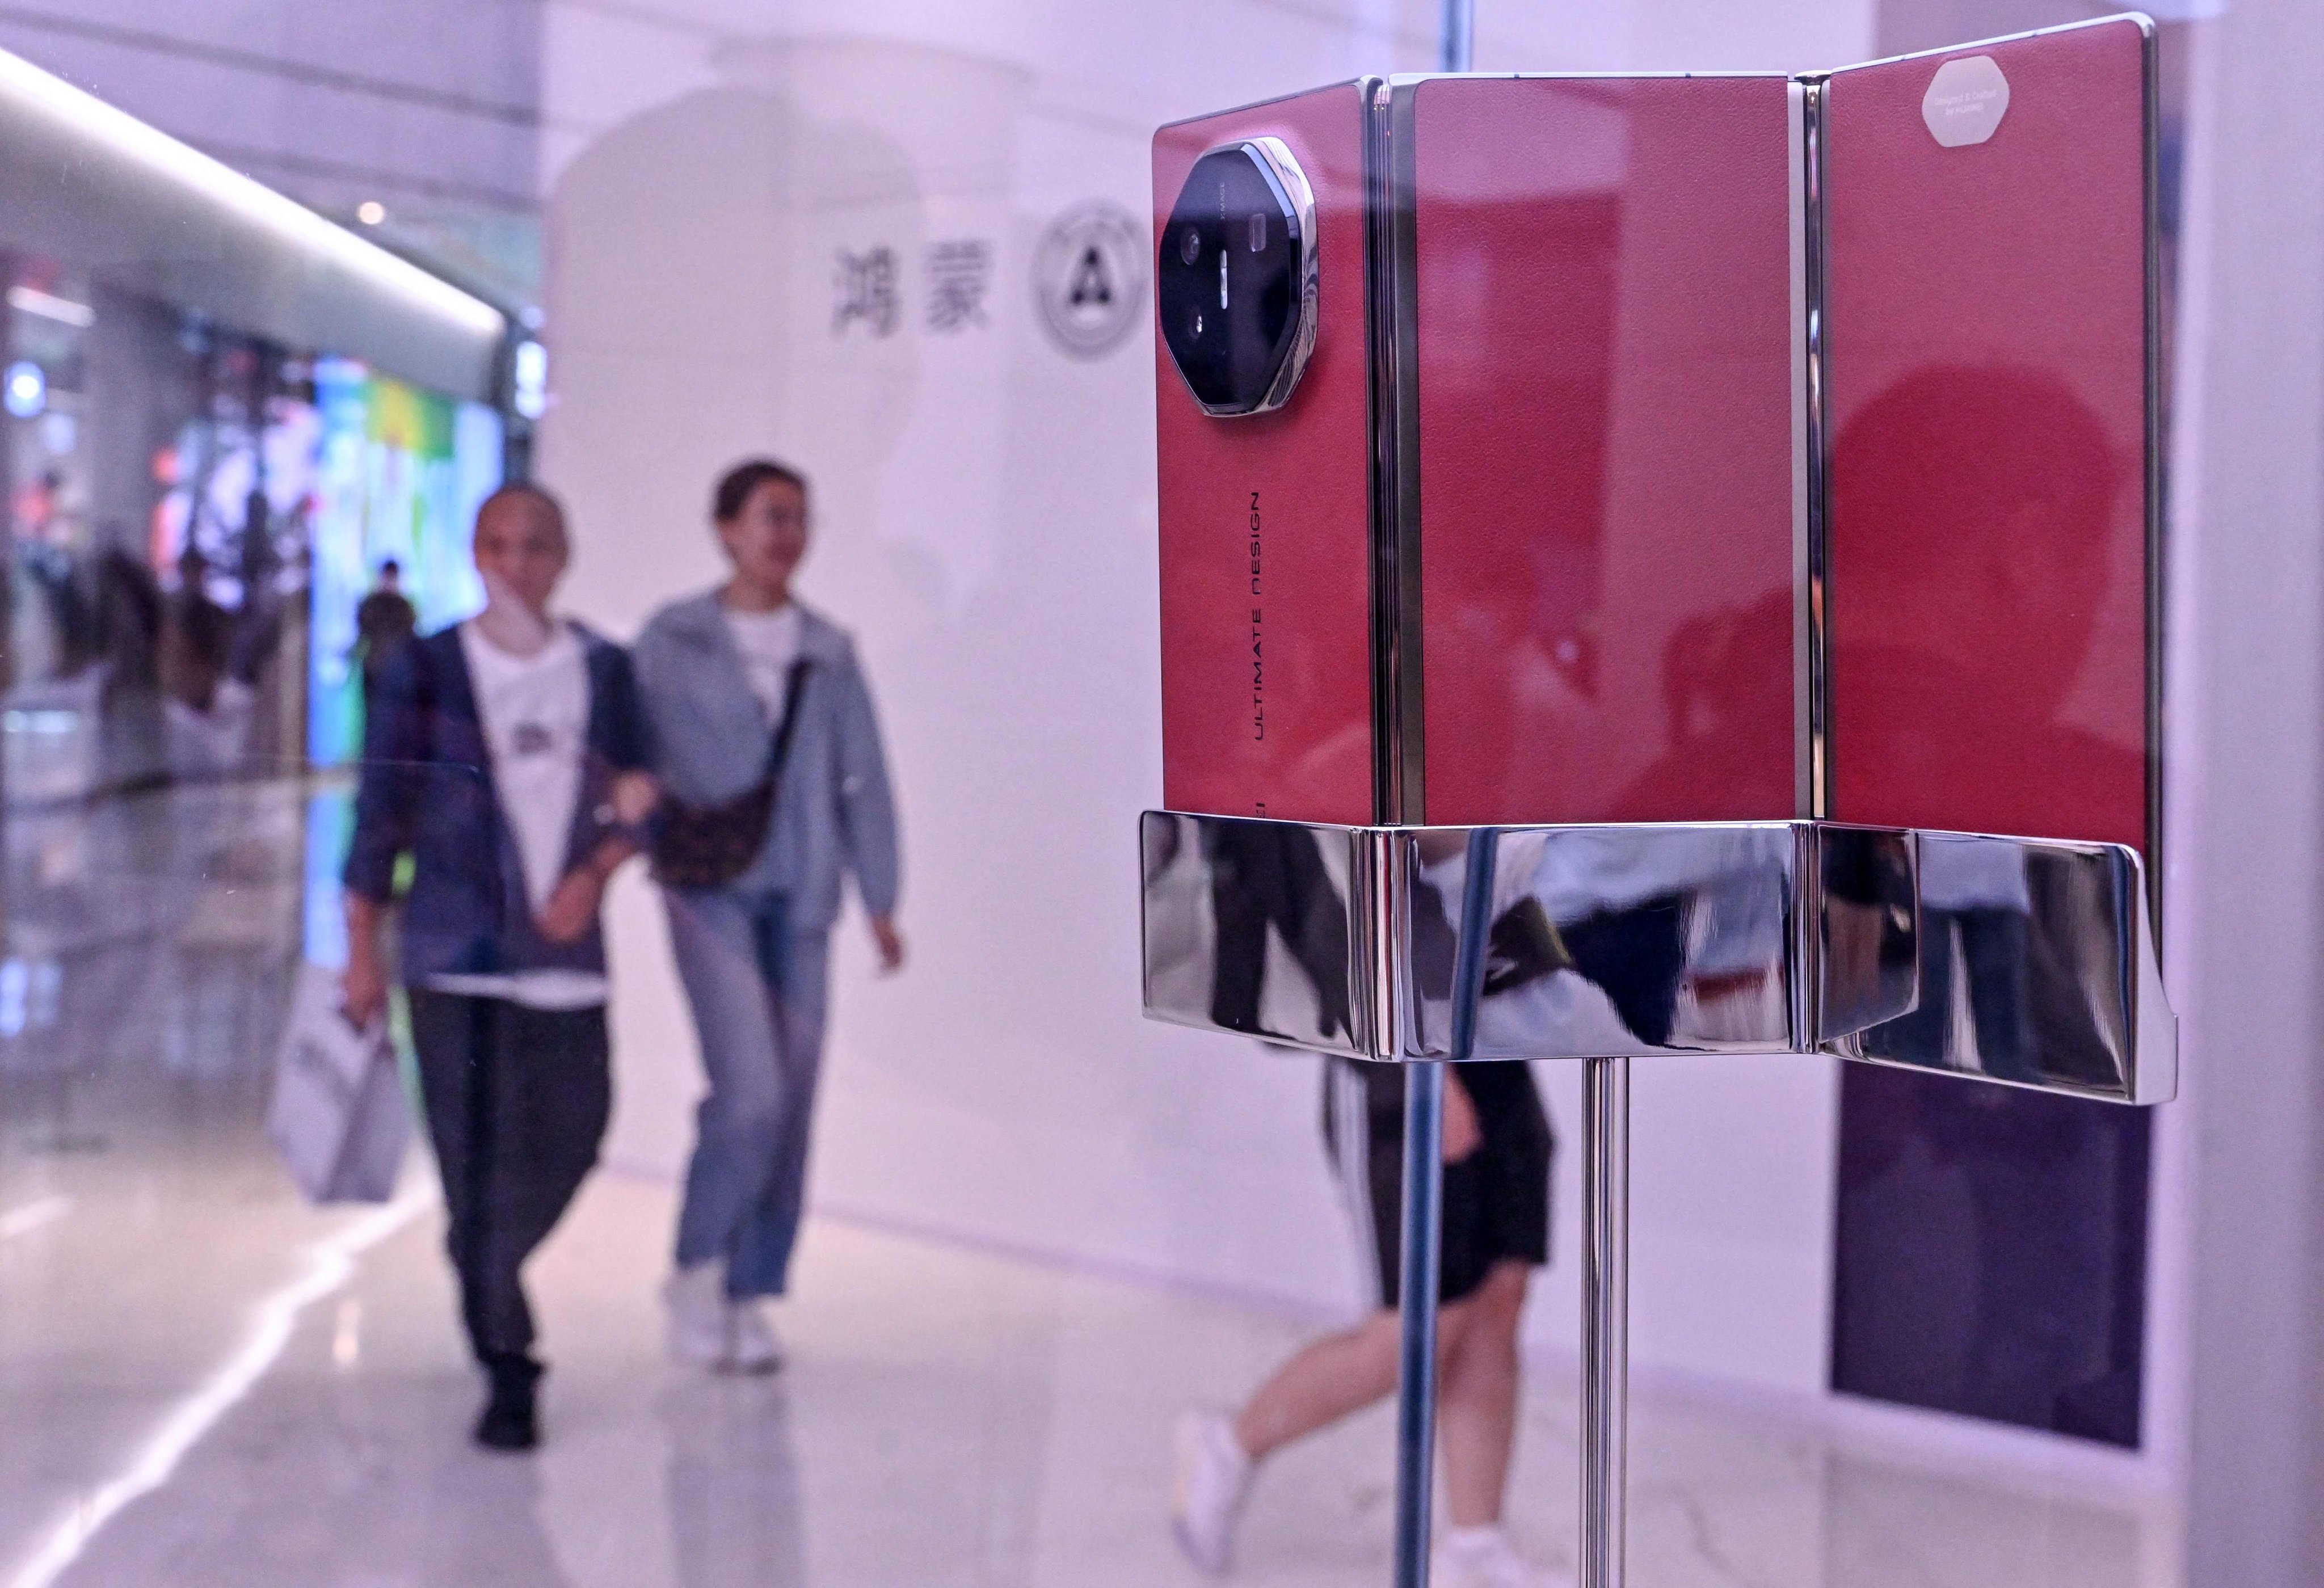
top-left (342, 482), bottom-right (655, 1451)
top-left (1173, 1059), bottom-right (1567, 1588)
top-left (634, 458), bottom-right (902, 1372)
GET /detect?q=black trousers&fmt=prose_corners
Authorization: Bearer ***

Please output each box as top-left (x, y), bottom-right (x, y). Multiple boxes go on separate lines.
top-left (1322, 1057), bottom-right (1552, 1308)
top-left (409, 990), bottom-right (611, 1366)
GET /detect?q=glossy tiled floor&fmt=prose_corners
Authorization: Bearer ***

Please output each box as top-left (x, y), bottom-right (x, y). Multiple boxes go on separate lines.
top-left (0, 783), bottom-right (2177, 1587)
top-left (0, 1155), bottom-right (2179, 1588)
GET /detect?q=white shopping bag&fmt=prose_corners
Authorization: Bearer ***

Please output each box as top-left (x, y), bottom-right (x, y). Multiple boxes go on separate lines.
top-left (268, 963), bottom-right (410, 1204)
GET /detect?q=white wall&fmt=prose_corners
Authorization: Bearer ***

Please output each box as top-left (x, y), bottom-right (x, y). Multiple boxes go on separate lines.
top-left (536, 0), bottom-right (1882, 1398)
top-left (2157, 2), bottom-right (2324, 1578)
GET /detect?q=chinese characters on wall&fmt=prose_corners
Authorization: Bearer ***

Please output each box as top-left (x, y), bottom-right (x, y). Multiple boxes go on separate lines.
top-left (831, 246), bottom-right (901, 336)
top-left (833, 240), bottom-right (993, 338)
top-left (828, 204), bottom-right (1147, 357)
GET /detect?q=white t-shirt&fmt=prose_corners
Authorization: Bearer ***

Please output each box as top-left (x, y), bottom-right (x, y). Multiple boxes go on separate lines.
top-left (723, 602), bottom-right (803, 722)
top-left (424, 619), bottom-right (606, 1012)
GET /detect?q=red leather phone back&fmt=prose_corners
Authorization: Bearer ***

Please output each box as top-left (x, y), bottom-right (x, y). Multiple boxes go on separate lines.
top-left (1154, 86), bottom-right (1375, 824)
top-left (1407, 75), bottom-right (1800, 827)
top-left (1824, 19), bottom-right (2151, 852)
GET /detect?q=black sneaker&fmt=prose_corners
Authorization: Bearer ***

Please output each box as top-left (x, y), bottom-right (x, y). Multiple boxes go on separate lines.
top-left (474, 1355), bottom-right (542, 1452)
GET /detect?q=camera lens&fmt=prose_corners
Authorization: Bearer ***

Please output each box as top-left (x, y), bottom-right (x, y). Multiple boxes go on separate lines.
top-left (1157, 140), bottom-right (1313, 416)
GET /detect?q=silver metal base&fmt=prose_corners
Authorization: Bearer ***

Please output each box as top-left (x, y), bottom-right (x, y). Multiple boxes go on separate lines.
top-left (1139, 811), bottom-right (2175, 1104)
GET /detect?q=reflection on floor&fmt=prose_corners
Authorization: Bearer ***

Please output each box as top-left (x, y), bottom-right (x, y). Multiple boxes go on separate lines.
top-left (0, 782), bottom-right (2176, 1587)
top-left (0, 1160), bottom-right (2178, 1588)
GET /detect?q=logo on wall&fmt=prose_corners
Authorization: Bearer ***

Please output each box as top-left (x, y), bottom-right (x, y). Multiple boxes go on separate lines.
top-left (1033, 203), bottom-right (1147, 358)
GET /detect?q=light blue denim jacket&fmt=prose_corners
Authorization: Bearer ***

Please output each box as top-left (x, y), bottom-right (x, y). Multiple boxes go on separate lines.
top-left (632, 592), bottom-right (899, 930)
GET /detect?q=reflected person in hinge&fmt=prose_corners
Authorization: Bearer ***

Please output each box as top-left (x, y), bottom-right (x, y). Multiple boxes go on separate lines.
top-left (343, 483), bottom-right (659, 1452)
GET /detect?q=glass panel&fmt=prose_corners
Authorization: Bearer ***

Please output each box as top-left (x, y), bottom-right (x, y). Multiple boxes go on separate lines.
top-left (0, 6), bottom-right (2197, 1587)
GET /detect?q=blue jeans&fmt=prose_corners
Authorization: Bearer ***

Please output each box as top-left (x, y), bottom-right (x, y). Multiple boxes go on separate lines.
top-left (664, 888), bottom-right (831, 1298)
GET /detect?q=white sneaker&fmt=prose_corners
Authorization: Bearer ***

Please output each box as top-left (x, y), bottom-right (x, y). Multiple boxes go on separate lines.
top-left (1432, 1525), bottom-right (1573, 1588)
top-left (663, 1263), bottom-right (730, 1368)
top-left (725, 1298), bottom-right (783, 1374)
top-left (1171, 1409), bottom-right (1253, 1576)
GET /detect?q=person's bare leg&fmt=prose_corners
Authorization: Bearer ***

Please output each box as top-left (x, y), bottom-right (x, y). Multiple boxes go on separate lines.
top-left (1233, 1298), bottom-right (1477, 1460)
top-left (1436, 1260), bottom-right (1530, 1527)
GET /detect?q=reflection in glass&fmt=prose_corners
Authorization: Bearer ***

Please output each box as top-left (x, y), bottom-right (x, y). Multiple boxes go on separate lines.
top-left (1832, 833), bottom-right (2154, 1102)
top-left (664, 1375), bottom-right (805, 1587)
top-left (1143, 812), bottom-right (1355, 1051)
top-left (1201, 816), bottom-right (1352, 1044)
top-left (1833, 1062), bottom-right (2153, 1447)
top-left (1877, 836), bottom-right (2032, 1081)
top-left (1143, 812), bottom-right (1930, 1064)
top-left (1451, 827), bottom-right (1756, 1058)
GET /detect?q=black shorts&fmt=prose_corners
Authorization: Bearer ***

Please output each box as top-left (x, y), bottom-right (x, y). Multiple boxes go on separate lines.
top-left (1320, 1057), bottom-right (1553, 1309)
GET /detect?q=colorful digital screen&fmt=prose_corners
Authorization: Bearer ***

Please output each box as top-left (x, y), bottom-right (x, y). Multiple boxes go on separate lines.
top-left (306, 358), bottom-right (501, 768)
top-left (301, 359), bottom-right (502, 967)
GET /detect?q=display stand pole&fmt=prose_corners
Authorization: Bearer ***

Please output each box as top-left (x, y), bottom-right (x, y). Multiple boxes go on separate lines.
top-left (1580, 1055), bottom-right (1631, 1588)
top-left (1395, 16), bottom-right (1473, 1578)
top-left (1391, 1062), bottom-right (1447, 1588)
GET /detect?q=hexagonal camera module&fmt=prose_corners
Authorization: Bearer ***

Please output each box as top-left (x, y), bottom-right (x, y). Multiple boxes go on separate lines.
top-left (1157, 138), bottom-right (1318, 418)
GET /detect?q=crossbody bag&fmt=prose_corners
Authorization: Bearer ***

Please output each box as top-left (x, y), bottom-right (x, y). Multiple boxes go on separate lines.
top-left (651, 658), bottom-right (814, 890)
